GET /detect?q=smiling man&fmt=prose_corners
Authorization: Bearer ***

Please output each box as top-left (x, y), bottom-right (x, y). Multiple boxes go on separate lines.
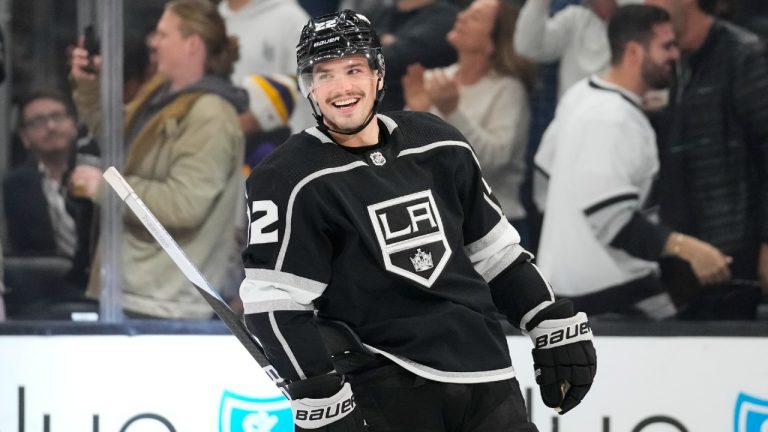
top-left (304, 55), bottom-right (381, 139)
top-left (239, 9), bottom-right (596, 432)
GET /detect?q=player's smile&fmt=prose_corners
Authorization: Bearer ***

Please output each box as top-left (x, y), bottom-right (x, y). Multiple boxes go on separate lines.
top-left (321, 87), bottom-right (372, 131)
top-left (330, 95), bottom-right (362, 113)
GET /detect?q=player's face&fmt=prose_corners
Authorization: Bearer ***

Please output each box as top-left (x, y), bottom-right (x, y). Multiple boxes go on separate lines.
top-left (311, 55), bottom-right (381, 132)
top-left (640, 23), bottom-right (679, 90)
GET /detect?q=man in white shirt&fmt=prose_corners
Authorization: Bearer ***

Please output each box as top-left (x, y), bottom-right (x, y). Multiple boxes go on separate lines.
top-left (535, 4), bottom-right (731, 319)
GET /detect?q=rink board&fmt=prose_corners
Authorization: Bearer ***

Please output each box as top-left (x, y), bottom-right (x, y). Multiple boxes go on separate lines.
top-left (0, 335), bottom-right (766, 432)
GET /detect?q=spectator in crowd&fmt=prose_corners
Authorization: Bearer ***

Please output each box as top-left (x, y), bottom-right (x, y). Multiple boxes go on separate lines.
top-left (239, 73), bottom-right (300, 170)
top-left (402, 0), bottom-right (536, 246)
top-left (4, 92), bottom-right (81, 260)
top-left (644, 0), bottom-right (768, 303)
top-left (368, 0), bottom-right (459, 111)
top-left (536, 4), bottom-right (732, 319)
top-left (2, 91), bottom-right (95, 317)
top-left (516, 0), bottom-right (640, 255)
top-left (69, 0), bottom-right (246, 319)
top-left (219, 0), bottom-right (313, 135)
top-left (123, 28), bottom-right (159, 104)
top-left (515, 0), bottom-right (641, 98)
top-left (521, 0), bottom-right (584, 257)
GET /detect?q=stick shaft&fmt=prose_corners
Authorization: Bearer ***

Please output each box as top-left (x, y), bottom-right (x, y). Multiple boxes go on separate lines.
top-left (102, 167), bottom-right (282, 384)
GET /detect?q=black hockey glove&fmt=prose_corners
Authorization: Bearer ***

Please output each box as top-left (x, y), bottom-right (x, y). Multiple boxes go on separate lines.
top-left (287, 373), bottom-right (367, 431)
top-left (525, 299), bottom-right (596, 415)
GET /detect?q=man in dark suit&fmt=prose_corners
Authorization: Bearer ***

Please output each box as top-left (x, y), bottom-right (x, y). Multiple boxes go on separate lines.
top-left (3, 91), bottom-right (94, 317)
top-left (4, 92), bottom-right (80, 257)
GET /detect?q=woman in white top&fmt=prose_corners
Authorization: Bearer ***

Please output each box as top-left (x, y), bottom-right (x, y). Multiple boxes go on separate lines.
top-left (403, 0), bottom-right (535, 245)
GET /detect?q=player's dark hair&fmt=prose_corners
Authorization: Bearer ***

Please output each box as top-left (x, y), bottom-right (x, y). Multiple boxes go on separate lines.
top-left (608, 4), bottom-right (671, 66)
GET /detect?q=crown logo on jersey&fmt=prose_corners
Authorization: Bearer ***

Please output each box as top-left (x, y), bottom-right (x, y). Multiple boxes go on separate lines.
top-left (369, 151), bottom-right (386, 166)
top-left (410, 248), bottom-right (434, 272)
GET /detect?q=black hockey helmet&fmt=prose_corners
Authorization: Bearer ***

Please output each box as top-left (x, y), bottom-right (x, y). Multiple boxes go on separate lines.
top-left (296, 10), bottom-right (386, 133)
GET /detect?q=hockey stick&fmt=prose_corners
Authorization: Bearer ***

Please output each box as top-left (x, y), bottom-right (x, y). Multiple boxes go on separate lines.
top-left (102, 167), bottom-right (285, 388)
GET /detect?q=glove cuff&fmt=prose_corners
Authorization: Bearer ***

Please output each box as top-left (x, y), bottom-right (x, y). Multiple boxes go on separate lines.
top-left (291, 382), bottom-right (357, 429)
top-left (528, 312), bottom-right (593, 349)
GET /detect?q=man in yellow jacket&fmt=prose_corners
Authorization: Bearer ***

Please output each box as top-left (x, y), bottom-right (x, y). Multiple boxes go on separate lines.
top-left (68, 0), bottom-right (245, 319)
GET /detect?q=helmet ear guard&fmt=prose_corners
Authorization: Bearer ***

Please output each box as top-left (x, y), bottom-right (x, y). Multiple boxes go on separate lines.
top-left (296, 10), bottom-right (386, 130)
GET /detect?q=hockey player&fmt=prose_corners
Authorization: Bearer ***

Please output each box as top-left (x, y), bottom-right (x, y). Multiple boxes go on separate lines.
top-left (239, 9), bottom-right (596, 431)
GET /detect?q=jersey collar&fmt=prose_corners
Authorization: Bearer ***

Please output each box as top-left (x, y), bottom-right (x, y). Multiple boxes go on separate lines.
top-left (587, 75), bottom-right (643, 111)
top-left (305, 113), bottom-right (400, 146)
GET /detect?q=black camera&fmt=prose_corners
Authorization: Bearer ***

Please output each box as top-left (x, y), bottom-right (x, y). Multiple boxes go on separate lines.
top-left (82, 25), bottom-right (100, 74)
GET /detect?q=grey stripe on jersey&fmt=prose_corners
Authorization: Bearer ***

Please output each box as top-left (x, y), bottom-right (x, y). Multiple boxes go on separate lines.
top-left (464, 218), bottom-right (527, 282)
top-left (305, 127), bottom-right (334, 143)
top-left (582, 190), bottom-right (639, 246)
top-left (306, 115), bottom-right (398, 144)
top-left (241, 268), bottom-right (326, 314)
top-left (377, 114), bottom-right (399, 134)
top-left (269, 311), bottom-right (307, 380)
top-left (363, 343), bottom-right (517, 384)
top-left (275, 161), bottom-right (369, 271)
top-left (398, 140), bottom-right (494, 195)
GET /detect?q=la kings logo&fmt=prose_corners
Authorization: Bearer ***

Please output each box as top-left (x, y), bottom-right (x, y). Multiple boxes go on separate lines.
top-left (368, 190), bottom-right (451, 287)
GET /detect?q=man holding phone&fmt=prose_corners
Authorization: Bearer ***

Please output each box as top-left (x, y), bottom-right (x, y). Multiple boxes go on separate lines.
top-left (68, 0), bottom-right (247, 319)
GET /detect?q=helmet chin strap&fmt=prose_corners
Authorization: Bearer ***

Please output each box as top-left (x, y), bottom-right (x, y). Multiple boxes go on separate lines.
top-left (318, 100), bottom-right (379, 136)
top-left (311, 76), bottom-right (384, 136)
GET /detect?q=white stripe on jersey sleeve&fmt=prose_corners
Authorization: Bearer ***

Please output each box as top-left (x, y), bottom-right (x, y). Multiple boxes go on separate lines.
top-left (464, 218), bottom-right (528, 282)
top-left (241, 268), bottom-right (327, 314)
top-left (581, 187), bottom-right (640, 246)
top-left (483, 194), bottom-right (504, 219)
top-left (269, 311), bottom-right (307, 380)
top-left (519, 296), bottom-right (556, 333)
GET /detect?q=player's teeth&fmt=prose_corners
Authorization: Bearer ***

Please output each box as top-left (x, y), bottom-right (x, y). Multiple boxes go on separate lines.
top-left (334, 98), bottom-right (357, 107)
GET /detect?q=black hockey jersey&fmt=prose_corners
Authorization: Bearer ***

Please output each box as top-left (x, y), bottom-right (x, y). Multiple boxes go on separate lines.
top-left (240, 111), bottom-right (551, 384)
